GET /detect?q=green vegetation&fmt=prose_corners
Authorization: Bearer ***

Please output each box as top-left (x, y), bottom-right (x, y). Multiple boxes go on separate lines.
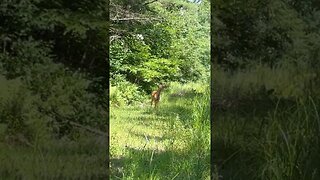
top-left (0, 0), bottom-right (107, 178)
top-left (110, 0), bottom-right (210, 179)
top-left (212, 0), bottom-right (320, 179)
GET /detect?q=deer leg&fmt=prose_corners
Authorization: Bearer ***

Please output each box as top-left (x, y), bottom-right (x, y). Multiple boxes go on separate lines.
top-left (155, 101), bottom-right (158, 109)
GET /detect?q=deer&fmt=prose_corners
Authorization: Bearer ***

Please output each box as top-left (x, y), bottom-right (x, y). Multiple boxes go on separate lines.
top-left (151, 84), bottom-right (167, 108)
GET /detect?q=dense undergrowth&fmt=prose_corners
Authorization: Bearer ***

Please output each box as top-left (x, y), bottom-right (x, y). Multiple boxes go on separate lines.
top-left (213, 64), bottom-right (320, 180)
top-left (0, 64), bottom-right (108, 179)
top-left (212, 0), bottom-right (320, 178)
top-left (0, 0), bottom-right (108, 178)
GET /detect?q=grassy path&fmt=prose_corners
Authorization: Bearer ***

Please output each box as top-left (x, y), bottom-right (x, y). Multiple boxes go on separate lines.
top-left (111, 107), bottom-right (173, 152)
top-left (110, 88), bottom-right (210, 179)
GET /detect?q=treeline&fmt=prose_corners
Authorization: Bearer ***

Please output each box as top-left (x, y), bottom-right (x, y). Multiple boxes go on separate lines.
top-left (110, 0), bottom-right (210, 105)
top-left (212, 0), bottom-right (320, 70)
top-left (212, 0), bottom-right (320, 100)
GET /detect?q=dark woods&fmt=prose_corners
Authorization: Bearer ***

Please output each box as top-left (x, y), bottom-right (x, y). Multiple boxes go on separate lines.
top-left (213, 0), bottom-right (320, 69)
top-left (212, 0), bottom-right (320, 179)
top-left (0, 0), bottom-right (108, 178)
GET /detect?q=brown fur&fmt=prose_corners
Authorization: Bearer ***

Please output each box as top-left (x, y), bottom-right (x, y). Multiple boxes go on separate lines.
top-left (151, 84), bottom-right (166, 108)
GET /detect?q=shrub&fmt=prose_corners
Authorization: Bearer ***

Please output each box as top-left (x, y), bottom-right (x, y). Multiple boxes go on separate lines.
top-left (110, 86), bottom-right (125, 107)
top-left (22, 62), bottom-right (106, 138)
top-left (0, 78), bottom-right (36, 146)
top-left (110, 74), bottom-right (145, 106)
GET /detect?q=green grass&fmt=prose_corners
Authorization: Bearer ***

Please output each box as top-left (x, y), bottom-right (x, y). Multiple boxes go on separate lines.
top-left (110, 82), bottom-right (210, 179)
top-left (213, 66), bottom-right (320, 180)
top-left (0, 133), bottom-right (107, 179)
top-left (213, 99), bottom-right (320, 179)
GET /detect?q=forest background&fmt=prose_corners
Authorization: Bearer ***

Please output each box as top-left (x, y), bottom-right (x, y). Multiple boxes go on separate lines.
top-left (0, 0), bottom-right (320, 179)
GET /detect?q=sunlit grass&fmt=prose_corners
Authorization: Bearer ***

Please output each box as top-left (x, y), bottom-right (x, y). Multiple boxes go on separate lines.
top-left (110, 82), bottom-right (210, 179)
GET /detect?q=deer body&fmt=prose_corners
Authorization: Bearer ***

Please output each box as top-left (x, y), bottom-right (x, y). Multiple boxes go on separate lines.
top-left (151, 84), bottom-right (166, 108)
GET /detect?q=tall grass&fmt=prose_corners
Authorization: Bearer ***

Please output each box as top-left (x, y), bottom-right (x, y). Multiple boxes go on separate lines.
top-left (110, 81), bottom-right (210, 179)
top-left (213, 64), bottom-right (320, 179)
top-left (213, 63), bottom-right (316, 100)
top-left (258, 97), bottom-right (320, 179)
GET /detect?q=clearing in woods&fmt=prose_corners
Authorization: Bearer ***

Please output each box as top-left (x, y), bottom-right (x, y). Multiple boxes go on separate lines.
top-left (110, 83), bottom-right (210, 179)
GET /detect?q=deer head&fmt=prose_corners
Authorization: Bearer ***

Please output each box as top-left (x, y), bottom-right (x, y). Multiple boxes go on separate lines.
top-left (158, 83), bottom-right (168, 90)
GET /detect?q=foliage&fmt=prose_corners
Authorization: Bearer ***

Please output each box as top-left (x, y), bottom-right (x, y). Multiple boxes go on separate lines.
top-left (212, 0), bottom-right (320, 70)
top-left (0, 0), bottom-right (107, 178)
top-left (0, 0), bottom-right (108, 90)
top-left (110, 0), bottom-right (210, 94)
top-left (0, 80), bottom-right (30, 138)
top-left (110, 74), bottom-right (146, 107)
top-left (212, 0), bottom-right (320, 179)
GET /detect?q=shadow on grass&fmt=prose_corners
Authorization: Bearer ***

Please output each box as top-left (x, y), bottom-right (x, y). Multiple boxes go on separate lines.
top-left (0, 135), bottom-right (108, 179)
top-left (149, 104), bottom-right (194, 126)
top-left (213, 137), bottom-right (261, 180)
top-left (111, 146), bottom-right (209, 179)
top-left (110, 157), bottom-right (126, 179)
top-left (129, 131), bottom-right (167, 142)
top-left (214, 98), bottom-right (297, 117)
top-left (110, 90), bottom-right (209, 179)
top-left (212, 98), bottom-right (308, 180)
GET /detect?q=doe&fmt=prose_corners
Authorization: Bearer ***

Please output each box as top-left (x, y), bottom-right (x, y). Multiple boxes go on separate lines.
top-left (151, 84), bottom-right (167, 108)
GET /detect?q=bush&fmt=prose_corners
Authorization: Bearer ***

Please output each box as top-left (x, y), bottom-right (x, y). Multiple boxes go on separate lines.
top-left (22, 62), bottom-right (106, 138)
top-left (0, 77), bottom-right (36, 146)
top-left (110, 86), bottom-right (125, 107)
top-left (0, 39), bottom-right (52, 79)
top-left (110, 74), bottom-right (145, 106)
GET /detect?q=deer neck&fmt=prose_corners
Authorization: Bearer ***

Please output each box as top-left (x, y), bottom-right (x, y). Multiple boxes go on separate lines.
top-left (157, 88), bottom-right (163, 94)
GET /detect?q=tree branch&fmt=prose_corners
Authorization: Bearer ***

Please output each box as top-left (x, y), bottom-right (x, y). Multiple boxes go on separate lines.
top-left (143, 0), bottom-right (159, 6)
top-left (41, 107), bottom-right (108, 137)
top-left (69, 121), bottom-right (107, 137)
